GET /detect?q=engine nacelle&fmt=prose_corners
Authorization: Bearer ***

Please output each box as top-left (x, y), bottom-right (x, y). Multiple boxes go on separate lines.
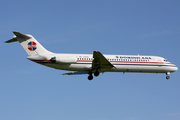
top-left (50, 56), bottom-right (77, 64)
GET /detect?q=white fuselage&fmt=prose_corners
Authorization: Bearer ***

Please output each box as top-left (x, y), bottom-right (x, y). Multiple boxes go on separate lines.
top-left (29, 53), bottom-right (178, 74)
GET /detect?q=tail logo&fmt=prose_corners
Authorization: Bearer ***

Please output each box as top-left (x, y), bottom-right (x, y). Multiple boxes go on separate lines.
top-left (28, 41), bottom-right (37, 51)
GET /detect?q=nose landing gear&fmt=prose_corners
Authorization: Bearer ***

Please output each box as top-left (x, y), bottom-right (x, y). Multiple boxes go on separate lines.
top-left (166, 76), bottom-right (170, 80)
top-left (166, 72), bottom-right (170, 80)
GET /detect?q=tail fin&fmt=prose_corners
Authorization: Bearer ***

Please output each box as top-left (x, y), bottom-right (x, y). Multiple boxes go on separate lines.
top-left (5, 31), bottom-right (52, 56)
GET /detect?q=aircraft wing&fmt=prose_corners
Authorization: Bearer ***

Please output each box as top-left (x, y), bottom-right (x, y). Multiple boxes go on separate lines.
top-left (92, 51), bottom-right (115, 70)
top-left (63, 51), bottom-right (115, 75)
top-left (62, 71), bottom-right (89, 75)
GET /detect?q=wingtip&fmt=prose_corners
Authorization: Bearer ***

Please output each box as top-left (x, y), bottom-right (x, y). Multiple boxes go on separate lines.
top-left (5, 40), bottom-right (10, 43)
top-left (93, 51), bottom-right (100, 53)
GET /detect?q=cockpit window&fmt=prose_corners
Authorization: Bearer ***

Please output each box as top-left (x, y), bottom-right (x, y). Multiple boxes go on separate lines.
top-left (164, 59), bottom-right (168, 62)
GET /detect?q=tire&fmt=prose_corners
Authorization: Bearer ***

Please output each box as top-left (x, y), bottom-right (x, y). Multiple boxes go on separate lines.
top-left (88, 75), bottom-right (93, 80)
top-left (94, 71), bottom-right (99, 77)
top-left (166, 76), bottom-right (170, 80)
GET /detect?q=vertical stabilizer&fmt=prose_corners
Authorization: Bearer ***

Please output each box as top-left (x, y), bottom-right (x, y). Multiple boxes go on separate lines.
top-left (5, 31), bottom-right (52, 56)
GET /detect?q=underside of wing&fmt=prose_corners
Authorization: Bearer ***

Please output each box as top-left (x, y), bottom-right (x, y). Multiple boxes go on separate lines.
top-left (62, 71), bottom-right (89, 75)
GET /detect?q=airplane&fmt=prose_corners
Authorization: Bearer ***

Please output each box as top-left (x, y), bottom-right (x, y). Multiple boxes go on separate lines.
top-left (5, 31), bottom-right (178, 80)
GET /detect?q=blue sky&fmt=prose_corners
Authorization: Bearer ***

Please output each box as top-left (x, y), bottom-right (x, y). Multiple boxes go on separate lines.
top-left (1, 0), bottom-right (180, 120)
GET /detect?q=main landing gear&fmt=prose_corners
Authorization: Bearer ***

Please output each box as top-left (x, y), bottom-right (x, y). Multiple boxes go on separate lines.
top-left (88, 71), bottom-right (100, 80)
top-left (166, 72), bottom-right (170, 80)
top-left (88, 74), bottom-right (93, 80)
top-left (94, 71), bottom-right (100, 77)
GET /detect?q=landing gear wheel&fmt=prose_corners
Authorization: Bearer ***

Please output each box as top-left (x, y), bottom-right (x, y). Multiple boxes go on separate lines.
top-left (94, 71), bottom-right (99, 77)
top-left (88, 75), bottom-right (93, 80)
top-left (166, 76), bottom-right (170, 80)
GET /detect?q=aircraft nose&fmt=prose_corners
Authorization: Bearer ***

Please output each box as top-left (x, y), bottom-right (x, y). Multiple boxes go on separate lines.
top-left (172, 64), bottom-right (178, 72)
top-left (175, 66), bottom-right (178, 71)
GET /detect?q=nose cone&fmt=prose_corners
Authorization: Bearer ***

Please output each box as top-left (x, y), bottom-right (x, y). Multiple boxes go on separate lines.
top-left (175, 66), bottom-right (178, 71)
top-left (172, 64), bottom-right (178, 72)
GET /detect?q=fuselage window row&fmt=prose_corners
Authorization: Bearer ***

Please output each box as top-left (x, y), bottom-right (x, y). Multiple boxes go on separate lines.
top-left (77, 58), bottom-right (149, 62)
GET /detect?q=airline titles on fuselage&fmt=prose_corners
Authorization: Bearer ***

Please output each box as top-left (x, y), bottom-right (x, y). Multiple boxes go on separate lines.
top-left (77, 56), bottom-right (152, 62)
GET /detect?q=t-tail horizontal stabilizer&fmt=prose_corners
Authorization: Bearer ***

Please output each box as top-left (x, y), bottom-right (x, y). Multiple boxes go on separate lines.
top-left (5, 31), bottom-right (52, 56)
top-left (5, 31), bottom-right (31, 43)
